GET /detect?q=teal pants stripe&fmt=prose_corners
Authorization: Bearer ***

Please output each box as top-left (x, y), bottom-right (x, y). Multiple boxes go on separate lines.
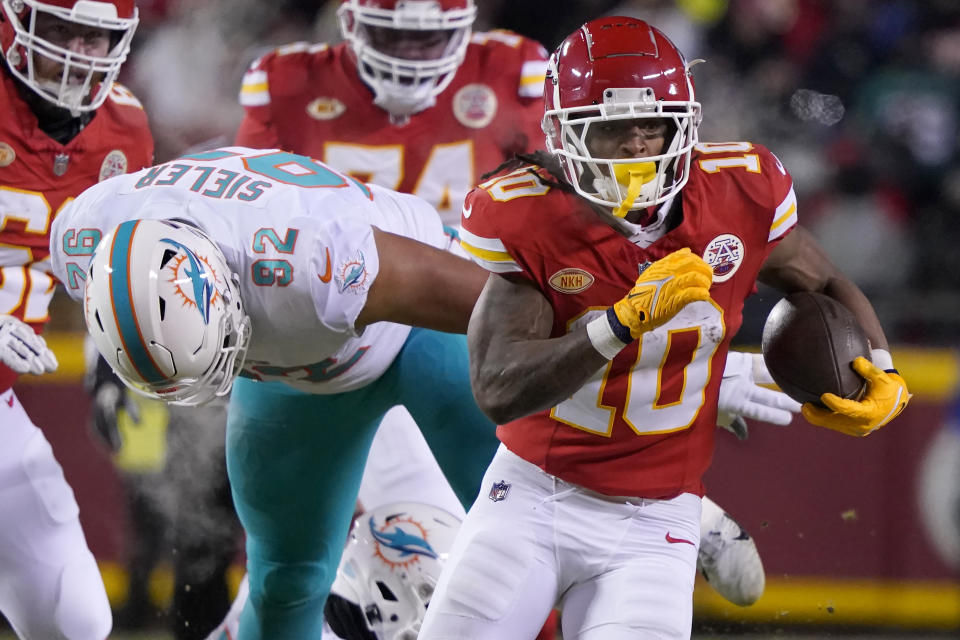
top-left (226, 329), bottom-right (497, 639)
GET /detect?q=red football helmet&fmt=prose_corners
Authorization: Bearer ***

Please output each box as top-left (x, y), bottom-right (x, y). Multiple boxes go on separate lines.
top-left (543, 17), bottom-right (701, 221)
top-left (0, 0), bottom-right (138, 113)
top-left (338, 0), bottom-right (475, 118)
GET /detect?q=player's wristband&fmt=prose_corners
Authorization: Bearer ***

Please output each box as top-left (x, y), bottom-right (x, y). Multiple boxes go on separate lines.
top-left (870, 348), bottom-right (897, 373)
top-left (587, 309), bottom-right (632, 360)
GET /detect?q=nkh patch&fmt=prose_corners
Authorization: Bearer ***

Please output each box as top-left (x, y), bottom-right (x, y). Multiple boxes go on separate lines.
top-left (548, 268), bottom-right (594, 294)
top-left (702, 233), bottom-right (745, 283)
top-left (488, 480), bottom-right (511, 502)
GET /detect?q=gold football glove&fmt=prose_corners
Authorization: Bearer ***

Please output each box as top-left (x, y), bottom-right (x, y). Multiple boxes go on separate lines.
top-left (612, 248), bottom-right (714, 339)
top-left (801, 357), bottom-right (910, 437)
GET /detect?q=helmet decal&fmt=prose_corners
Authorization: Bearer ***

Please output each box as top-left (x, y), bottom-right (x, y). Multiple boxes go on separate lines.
top-left (160, 237), bottom-right (216, 325)
top-left (370, 513), bottom-right (438, 569)
top-left (107, 220), bottom-right (169, 385)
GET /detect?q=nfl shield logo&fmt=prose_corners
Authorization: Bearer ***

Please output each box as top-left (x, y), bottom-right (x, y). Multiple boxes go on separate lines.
top-left (488, 480), bottom-right (511, 502)
top-left (53, 152), bottom-right (69, 176)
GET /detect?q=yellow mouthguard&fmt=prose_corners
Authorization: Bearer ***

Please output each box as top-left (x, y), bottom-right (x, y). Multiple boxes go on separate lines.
top-left (612, 162), bottom-right (656, 218)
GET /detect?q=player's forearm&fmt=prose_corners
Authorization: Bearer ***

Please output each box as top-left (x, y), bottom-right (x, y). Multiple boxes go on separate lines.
top-left (469, 325), bottom-right (608, 425)
top-left (821, 277), bottom-right (889, 352)
top-left (760, 225), bottom-right (889, 352)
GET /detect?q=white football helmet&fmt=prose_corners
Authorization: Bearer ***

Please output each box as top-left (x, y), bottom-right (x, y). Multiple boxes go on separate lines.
top-left (83, 219), bottom-right (250, 406)
top-left (0, 0), bottom-right (138, 112)
top-left (337, 0), bottom-right (475, 118)
top-left (543, 17), bottom-right (702, 221)
top-left (324, 502), bottom-right (462, 640)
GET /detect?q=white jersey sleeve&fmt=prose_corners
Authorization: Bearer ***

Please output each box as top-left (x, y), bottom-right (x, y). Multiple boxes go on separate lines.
top-left (357, 183), bottom-right (449, 251)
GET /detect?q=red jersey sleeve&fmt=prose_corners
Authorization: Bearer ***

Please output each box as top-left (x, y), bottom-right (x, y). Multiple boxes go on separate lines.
top-left (104, 83), bottom-right (155, 169)
top-left (236, 43), bottom-right (334, 148)
top-left (754, 144), bottom-right (798, 245)
top-left (458, 165), bottom-right (559, 277)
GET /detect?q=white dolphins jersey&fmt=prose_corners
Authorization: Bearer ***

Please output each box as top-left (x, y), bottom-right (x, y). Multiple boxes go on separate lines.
top-left (50, 147), bottom-right (448, 394)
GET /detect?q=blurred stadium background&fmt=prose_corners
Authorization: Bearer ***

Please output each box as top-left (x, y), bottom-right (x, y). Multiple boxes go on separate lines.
top-left (5, 0), bottom-right (959, 637)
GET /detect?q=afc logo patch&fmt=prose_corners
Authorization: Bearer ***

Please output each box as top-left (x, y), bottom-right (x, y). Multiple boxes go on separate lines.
top-left (702, 233), bottom-right (745, 283)
top-left (488, 480), bottom-right (511, 502)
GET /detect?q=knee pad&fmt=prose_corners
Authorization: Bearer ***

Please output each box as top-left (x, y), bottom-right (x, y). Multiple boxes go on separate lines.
top-left (253, 559), bottom-right (333, 608)
top-left (22, 431), bottom-right (80, 525)
top-left (441, 528), bottom-right (533, 622)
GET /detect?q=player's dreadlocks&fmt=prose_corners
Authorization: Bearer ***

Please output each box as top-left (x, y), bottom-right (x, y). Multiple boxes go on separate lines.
top-left (481, 151), bottom-right (577, 193)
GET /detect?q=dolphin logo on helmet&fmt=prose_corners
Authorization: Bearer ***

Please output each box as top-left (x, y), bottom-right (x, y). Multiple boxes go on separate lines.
top-left (369, 516), bottom-right (439, 560)
top-left (160, 237), bottom-right (215, 325)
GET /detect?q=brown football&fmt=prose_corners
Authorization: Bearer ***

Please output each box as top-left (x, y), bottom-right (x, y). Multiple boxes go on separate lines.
top-left (761, 292), bottom-right (871, 407)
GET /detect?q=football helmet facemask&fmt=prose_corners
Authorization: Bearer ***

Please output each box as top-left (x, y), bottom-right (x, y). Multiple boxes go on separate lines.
top-left (83, 219), bottom-right (250, 406)
top-left (0, 0), bottom-right (138, 113)
top-left (324, 502), bottom-right (462, 640)
top-left (338, 0), bottom-right (475, 118)
top-left (543, 16), bottom-right (702, 224)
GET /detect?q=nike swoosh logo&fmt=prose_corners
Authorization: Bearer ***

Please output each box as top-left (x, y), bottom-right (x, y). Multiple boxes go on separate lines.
top-left (665, 532), bottom-right (695, 546)
top-left (462, 203), bottom-right (472, 218)
top-left (318, 248), bottom-right (332, 283)
top-left (5, 395), bottom-right (13, 408)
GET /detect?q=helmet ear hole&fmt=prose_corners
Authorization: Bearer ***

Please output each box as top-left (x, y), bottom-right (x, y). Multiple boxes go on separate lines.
top-left (158, 297), bottom-right (166, 321)
top-left (93, 309), bottom-right (104, 332)
top-left (160, 248), bottom-right (177, 268)
top-left (375, 581), bottom-right (398, 602)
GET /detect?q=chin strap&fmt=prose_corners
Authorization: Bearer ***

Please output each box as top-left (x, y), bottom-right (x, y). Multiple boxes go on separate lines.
top-left (612, 162), bottom-right (656, 217)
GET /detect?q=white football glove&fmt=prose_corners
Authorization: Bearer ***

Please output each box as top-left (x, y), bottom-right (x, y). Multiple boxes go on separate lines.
top-left (718, 351), bottom-right (800, 437)
top-left (0, 315), bottom-right (58, 375)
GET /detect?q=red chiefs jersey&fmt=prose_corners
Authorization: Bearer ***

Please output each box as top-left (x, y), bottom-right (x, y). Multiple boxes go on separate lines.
top-left (459, 142), bottom-right (798, 498)
top-left (235, 31), bottom-right (547, 225)
top-left (0, 71), bottom-right (154, 391)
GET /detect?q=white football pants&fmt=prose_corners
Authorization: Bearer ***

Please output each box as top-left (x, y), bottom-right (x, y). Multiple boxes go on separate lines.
top-left (420, 444), bottom-right (701, 640)
top-left (358, 405), bottom-right (466, 518)
top-left (0, 389), bottom-right (111, 639)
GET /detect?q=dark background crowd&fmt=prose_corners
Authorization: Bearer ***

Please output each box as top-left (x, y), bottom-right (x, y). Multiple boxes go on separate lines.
top-left (45, 0), bottom-right (958, 349)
